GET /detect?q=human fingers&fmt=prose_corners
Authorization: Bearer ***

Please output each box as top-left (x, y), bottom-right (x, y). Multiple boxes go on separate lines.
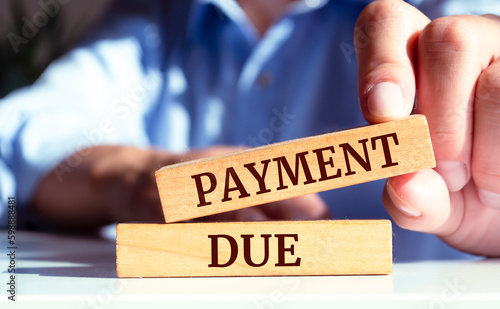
top-left (473, 55), bottom-right (500, 209)
top-left (384, 170), bottom-right (500, 256)
top-left (355, 0), bottom-right (429, 123)
top-left (382, 170), bottom-right (458, 235)
top-left (416, 14), bottom-right (500, 192)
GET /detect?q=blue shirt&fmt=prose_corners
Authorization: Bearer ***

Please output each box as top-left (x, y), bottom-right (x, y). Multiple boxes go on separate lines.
top-left (1, 0), bottom-right (499, 260)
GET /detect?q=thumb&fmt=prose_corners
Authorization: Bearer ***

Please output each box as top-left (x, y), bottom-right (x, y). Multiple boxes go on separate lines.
top-left (355, 0), bottom-right (429, 123)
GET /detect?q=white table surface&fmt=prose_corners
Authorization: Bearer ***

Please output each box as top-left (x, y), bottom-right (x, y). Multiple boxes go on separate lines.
top-left (1, 229), bottom-right (499, 308)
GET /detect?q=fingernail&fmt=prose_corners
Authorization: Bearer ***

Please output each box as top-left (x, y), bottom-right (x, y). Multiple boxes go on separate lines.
top-left (477, 188), bottom-right (500, 209)
top-left (435, 161), bottom-right (469, 192)
top-left (386, 182), bottom-right (422, 217)
top-left (367, 82), bottom-right (406, 118)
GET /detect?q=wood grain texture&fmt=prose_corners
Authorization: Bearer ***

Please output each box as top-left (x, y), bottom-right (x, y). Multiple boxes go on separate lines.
top-left (116, 220), bottom-right (392, 277)
top-left (156, 115), bottom-right (435, 223)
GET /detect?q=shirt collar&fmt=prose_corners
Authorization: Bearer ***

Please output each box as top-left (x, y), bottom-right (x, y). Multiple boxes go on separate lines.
top-left (193, 0), bottom-right (330, 43)
top-left (201, 0), bottom-right (331, 18)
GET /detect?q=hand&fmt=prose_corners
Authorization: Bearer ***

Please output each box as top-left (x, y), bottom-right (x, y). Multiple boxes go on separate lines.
top-left (33, 145), bottom-right (329, 229)
top-left (355, 0), bottom-right (500, 256)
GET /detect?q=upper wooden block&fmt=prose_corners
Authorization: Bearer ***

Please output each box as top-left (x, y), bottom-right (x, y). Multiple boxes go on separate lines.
top-left (156, 115), bottom-right (435, 222)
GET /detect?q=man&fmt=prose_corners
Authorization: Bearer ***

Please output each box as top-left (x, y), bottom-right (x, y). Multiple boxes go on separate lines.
top-left (1, 0), bottom-right (499, 260)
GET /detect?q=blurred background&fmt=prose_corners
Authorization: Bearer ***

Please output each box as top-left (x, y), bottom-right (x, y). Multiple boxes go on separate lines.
top-left (0, 0), bottom-right (114, 98)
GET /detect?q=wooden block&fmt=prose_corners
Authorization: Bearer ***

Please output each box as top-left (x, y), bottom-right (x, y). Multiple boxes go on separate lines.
top-left (116, 220), bottom-right (392, 277)
top-left (156, 115), bottom-right (435, 223)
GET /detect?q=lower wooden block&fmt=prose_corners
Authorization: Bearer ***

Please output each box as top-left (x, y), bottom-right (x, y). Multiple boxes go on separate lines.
top-left (116, 220), bottom-right (392, 277)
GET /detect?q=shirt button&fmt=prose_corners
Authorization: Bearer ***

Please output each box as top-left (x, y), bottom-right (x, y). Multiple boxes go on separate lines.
top-left (257, 72), bottom-right (272, 87)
